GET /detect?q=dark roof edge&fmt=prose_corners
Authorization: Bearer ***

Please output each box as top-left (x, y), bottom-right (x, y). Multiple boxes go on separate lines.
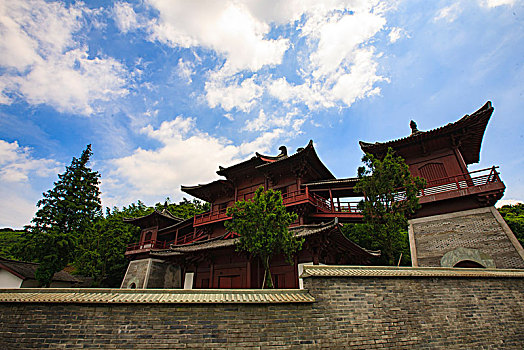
top-left (123, 209), bottom-right (184, 224)
top-left (358, 101), bottom-right (493, 153)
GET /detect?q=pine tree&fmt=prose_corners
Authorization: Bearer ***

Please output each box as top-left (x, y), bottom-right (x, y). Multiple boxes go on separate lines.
top-left (15, 145), bottom-right (102, 286)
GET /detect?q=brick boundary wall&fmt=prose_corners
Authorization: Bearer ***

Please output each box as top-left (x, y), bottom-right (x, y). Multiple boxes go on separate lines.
top-left (1, 266), bottom-right (523, 349)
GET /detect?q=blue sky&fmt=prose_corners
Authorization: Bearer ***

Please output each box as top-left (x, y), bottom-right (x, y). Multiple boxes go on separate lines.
top-left (0, 0), bottom-right (522, 228)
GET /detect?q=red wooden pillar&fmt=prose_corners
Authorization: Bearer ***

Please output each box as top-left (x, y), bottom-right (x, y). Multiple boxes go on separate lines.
top-left (293, 256), bottom-right (299, 288)
top-left (210, 263), bottom-right (215, 288)
top-left (246, 260), bottom-right (252, 288)
top-left (329, 188), bottom-right (334, 211)
top-left (313, 251), bottom-right (319, 265)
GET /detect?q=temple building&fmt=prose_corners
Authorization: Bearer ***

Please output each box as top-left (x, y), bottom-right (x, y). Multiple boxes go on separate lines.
top-left (121, 101), bottom-right (524, 289)
top-left (360, 101), bottom-right (524, 269)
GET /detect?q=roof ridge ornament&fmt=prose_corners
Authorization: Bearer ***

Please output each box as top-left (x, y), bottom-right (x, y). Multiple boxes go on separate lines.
top-left (410, 120), bottom-right (420, 135)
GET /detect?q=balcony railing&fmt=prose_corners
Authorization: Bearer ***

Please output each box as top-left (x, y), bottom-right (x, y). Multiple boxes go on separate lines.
top-left (126, 166), bottom-right (503, 254)
top-left (420, 166), bottom-right (501, 197)
top-left (194, 207), bottom-right (230, 226)
top-left (126, 239), bottom-right (172, 253)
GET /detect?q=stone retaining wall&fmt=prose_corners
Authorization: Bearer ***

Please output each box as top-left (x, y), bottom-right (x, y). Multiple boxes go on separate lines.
top-left (409, 207), bottom-right (524, 268)
top-left (1, 266), bottom-right (523, 349)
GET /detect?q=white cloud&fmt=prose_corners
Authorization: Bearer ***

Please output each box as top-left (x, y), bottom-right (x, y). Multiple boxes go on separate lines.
top-left (0, 140), bottom-right (61, 183)
top-left (0, 140), bottom-right (62, 228)
top-left (140, 1), bottom-right (393, 114)
top-left (205, 75), bottom-right (263, 112)
top-left (388, 27), bottom-right (405, 43)
top-left (113, 2), bottom-right (139, 33)
top-left (496, 199), bottom-right (523, 208)
top-left (145, 0), bottom-right (289, 73)
top-left (480, 0), bottom-right (515, 8)
top-left (105, 116), bottom-right (287, 204)
top-left (244, 108), bottom-right (303, 133)
top-left (0, 0), bottom-right (129, 115)
top-left (434, 3), bottom-right (462, 22)
top-left (308, 11), bottom-right (386, 79)
top-left (223, 113), bottom-right (235, 121)
top-left (176, 58), bottom-right (195, 84)
top-left (0, 182), bottom-right (39, 228)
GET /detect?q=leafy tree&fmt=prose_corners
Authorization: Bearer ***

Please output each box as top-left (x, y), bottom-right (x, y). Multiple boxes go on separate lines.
top-left (14, 145), bottom-right (102, 286)
top-left (154, 198), bottom-right (210, 219)
top-left (224, 186), bottom-right (302, 288)
top-left (0, 228), bottom-right (24, 260)
top-left (75, 202), bottom-right (149, 287)
top-left (498, 203), bottom-right (524, 246)
top-left (352, 148), bottom-right (426, 266)
top-left (75, 198), bottom-right (209, 287)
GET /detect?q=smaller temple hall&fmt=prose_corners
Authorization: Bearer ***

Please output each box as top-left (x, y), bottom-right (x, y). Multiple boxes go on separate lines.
top-left (121, 101), bottom-right (524, 289)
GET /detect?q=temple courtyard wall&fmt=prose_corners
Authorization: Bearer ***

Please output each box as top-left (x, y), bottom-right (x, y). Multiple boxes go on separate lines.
top-left (0, 266), bottom-right (523, 349)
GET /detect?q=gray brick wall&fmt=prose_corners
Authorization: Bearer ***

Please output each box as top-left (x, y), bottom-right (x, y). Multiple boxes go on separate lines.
top-left (410, 207), bottom-right (524, 268)
top-left (1, 275), bottom-right (523, 349)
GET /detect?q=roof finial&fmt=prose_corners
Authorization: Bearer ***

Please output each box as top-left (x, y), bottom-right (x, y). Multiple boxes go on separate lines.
top-left (278, 146), bottom-right (287, 157)
top-left (410, 120), bottom-right (419, 135)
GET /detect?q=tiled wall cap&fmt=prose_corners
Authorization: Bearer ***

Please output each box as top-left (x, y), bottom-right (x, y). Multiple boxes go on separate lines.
top-left (300, 265), bottom-right (524, 278)
top-left (0, 288), bottom-right (315, 304)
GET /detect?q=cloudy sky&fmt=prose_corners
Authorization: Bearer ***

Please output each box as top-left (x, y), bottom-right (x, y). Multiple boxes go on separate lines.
top-left (1, 0), bottom-right (522, 228)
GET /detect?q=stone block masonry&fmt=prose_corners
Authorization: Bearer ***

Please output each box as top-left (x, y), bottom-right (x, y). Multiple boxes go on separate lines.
top-left (1, 266), bottom-right (523, 349)
top-left (409, 206), bottom-right (524, 268)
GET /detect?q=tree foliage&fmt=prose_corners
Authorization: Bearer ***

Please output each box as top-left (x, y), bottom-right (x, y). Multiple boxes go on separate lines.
top-left (154, 198), bottom-right (210, 219)
top-left (498, 203), bottom-right (524, 247)
top-left (224, 187), bottom-right (302, 288)
top-left (14, 145), bottom-right (102, 286)
top-left (75, 198), bottom-right (209, 287)
top-left (74, 202), bottom-right (149, 287)
top-left (352, 148), bottom-right (426, 266)
top-left (0, 229), bottom-right (24, 260)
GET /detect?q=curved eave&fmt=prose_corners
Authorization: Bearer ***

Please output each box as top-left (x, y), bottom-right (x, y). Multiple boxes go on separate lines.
top-left (359, 101), bottom-right (494, 165)
top-left (151, 219), bottom-right (379, 260)
top-left (303, 177), bottom-right (359, 188)
top-left (256, 140), bottom-right (335, 180)
top-left (158, 217), bottom-right (194, 233)
top-left (216, 156), bottom-right (268, 177)
top-left (181, 180), bottom-right (233, 202)
top-left (123, 209), bottom-right (183, 226)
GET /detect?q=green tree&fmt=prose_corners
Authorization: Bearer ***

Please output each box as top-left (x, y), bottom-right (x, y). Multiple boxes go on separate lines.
top-left (14, 145), bottom-right (102, 286)
top-left (155, 198), bottom-right (210, 219)
top-left (498, 203), bottom-right (524, 246)
top-left (75, 201), bottom-right (149, 287)
top-left (74, 198), bottom-right (209, 287)
top-left (224, 187), bottom-right (302, 288)
top-left (353, 148), bottom-right (426, 266)
top-left (0, 228), bottom-right (24, 260)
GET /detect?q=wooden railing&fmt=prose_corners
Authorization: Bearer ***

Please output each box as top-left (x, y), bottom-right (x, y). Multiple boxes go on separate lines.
top-left (194, 207), bottom-right (230, 225)
top-left (176, 232), bottom-right (208, 245)
top-left (420, 166), bottom-right (501, 197)
top-left (126, 239), bottom-right (172, 252)
top-left (126, 166), bottom-right (503, 253)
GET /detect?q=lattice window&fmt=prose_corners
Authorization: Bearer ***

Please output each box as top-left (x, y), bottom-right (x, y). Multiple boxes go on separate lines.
top-left (419, 162), bottom-right (448, 184)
